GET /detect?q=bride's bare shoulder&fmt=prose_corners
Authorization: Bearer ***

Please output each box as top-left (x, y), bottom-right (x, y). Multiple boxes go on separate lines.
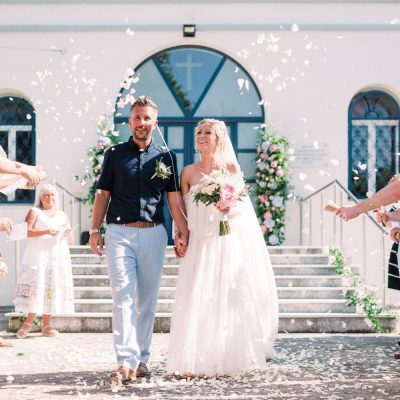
top-left (181, 163), bottom-right (201, 177)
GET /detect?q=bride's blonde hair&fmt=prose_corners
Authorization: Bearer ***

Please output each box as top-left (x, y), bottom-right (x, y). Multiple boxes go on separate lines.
top-left (195, 119), bottom-right (228, 152)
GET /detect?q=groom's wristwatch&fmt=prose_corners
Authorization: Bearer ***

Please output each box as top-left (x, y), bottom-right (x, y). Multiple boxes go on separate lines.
top-left (89, 228), bottom-right (100, 235)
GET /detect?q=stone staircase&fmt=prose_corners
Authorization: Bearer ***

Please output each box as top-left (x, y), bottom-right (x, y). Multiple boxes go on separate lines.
top-left (8, 245), bottom-right (395, 333)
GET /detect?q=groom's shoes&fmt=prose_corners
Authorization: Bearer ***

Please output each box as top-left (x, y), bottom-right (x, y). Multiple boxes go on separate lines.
top-left (109, 366), bottom-right (136, 384)
top-left (136, 362), bottom-right (149, 378)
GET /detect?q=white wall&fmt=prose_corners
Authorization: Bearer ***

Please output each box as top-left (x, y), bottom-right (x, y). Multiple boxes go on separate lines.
top-left (0, 1), bottom-right (400, 305)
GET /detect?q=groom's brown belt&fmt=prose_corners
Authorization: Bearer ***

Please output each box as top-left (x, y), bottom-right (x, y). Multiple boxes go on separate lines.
top-left (123, 221), bottom-right (161, 228)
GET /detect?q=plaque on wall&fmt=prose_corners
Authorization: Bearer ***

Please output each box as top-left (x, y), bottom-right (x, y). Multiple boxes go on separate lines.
top-left (292, 142), bottom-right (329, 167)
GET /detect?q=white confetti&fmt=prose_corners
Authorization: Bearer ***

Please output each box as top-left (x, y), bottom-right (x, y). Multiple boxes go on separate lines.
top-left (291, 24), bottom-right (299, 33)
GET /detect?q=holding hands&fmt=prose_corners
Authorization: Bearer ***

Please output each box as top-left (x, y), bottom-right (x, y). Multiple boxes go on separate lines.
top-left (174, 232), bottom-right (188, 258)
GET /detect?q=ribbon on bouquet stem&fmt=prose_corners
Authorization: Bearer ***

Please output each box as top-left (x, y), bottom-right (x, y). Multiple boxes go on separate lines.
top-left (219, 212), bottom-right (230, 236)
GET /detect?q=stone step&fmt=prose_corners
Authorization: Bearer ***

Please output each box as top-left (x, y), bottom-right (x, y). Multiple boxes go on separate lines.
top-left (73, 274), bottom-right (344, 288)
top-left (73, 298), bottom-right (356, 314)
top-left (73, 286), bottom-right (354, 300)
top-left (7, 312), bottom-right (395, 334)
top-left (69, 245), bottom-right (326, 256)
top-left (70, 254), bottom-right (106, 264)
top-left (70, 253), bottom-right (331, 266)
top-left (277, 286), bottom-right (353, 299)
top-left (74, 287), bottom-right (112, 299)
top-left (269, 254), bottom-right (330, 265)
top-left (275, 275), bottom-right (345, 287)
top-left (71, 264), bottom-right (337, 277)
top-left (266, 246), bottom-right (325, 254)
top-left (69, 246), bottom-right (94, 254)
top-left (72, 265), bottom-right (108, 275)
top-left (73, 275), bottom-right (110, 287)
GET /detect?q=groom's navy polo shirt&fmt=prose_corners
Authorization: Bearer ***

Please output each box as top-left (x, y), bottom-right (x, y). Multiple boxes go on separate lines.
top-left (96, 138), bottom-right (180, 225)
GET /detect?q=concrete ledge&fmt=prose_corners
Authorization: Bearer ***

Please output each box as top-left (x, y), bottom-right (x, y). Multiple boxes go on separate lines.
top-left (6, 313), bottom-right (396, 334)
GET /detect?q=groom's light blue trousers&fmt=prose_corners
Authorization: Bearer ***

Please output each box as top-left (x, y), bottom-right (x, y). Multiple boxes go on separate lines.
top-left (105, 223), bottom-right (168, 371)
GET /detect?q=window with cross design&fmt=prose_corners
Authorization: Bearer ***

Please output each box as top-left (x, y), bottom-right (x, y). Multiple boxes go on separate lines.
top-left (0, 96), bottom-right (35, 203)
top-left (349, 90), bottom-right (400, 198)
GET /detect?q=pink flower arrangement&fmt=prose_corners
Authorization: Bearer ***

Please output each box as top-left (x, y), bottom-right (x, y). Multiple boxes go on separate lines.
top-left (192, 169), bottom-right (250, 235)
top-left (255, 130), bottom-right (290, 246)
top-left (217, 183), bottom-right (236, 209)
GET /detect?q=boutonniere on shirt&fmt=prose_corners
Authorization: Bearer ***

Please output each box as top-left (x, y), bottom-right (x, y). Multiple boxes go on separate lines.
top-left (151, 158), bottom-right (172, 180)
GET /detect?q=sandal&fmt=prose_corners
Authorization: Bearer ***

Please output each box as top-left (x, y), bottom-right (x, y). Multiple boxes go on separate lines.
top-left (16, 322), bottom-right (32, 339)
top-left (41, 325), bottom-right (59, 337)
top-left (109, 366), bottom-right (136, 384)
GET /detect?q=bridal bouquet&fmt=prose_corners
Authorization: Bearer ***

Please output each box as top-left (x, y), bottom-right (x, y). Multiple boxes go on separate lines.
top-left (192, 169), bottom-right (250, 236)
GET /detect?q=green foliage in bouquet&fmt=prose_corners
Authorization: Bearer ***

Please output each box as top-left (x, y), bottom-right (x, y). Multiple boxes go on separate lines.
top-left (84, 115), bottom-right (121, 206)
top-left (255, 125), bottom-right (291, 245)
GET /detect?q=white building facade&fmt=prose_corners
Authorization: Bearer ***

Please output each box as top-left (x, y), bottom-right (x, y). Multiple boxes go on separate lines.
top-left (1, 0), bottom-right (400, 307)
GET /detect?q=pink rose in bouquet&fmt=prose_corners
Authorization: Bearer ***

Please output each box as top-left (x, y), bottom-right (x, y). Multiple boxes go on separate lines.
top-left (217, 183), bottom-right (236, 209)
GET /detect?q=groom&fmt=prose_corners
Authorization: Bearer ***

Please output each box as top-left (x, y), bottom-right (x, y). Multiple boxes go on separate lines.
top-left (89, 96), bottom-right (188, 382)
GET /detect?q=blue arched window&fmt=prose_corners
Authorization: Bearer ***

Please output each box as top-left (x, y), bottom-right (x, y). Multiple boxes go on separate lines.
top-left (0, 96), bottom-right (36, 203)
top-left (114, 45), bottom-right (264, 181)
top-left (349, 90), bottom-right (400, 198)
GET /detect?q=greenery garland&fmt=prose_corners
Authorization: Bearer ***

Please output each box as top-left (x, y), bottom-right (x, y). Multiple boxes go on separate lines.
top-left (255, 125), bottom-right (291, 245)
top-left (84, 115), bottom-right (121, 206)
top-left (329, 247), bottom-right (392, 333)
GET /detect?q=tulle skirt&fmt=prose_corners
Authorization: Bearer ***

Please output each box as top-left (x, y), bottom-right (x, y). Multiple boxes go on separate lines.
top-left (167, 196), bottom-right (278, 376)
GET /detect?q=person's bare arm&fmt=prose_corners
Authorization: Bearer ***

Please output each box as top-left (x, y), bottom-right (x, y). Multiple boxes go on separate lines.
top-left (336, 180), bottom-right (400, 221)
top-left (89, 190), bottom-right (110, 256)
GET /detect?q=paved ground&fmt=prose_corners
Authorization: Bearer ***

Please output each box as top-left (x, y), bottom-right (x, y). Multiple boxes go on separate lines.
top-left (1, 332), bottom-right (400, 399)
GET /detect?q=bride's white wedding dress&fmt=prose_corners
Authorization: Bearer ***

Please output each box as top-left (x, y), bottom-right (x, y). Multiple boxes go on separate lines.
top-left (167, 184), bottom-right (279, 376)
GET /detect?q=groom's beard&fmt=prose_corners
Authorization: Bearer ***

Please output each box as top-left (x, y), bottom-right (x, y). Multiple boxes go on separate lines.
top-left (133, 129), bottom-right (151, 142)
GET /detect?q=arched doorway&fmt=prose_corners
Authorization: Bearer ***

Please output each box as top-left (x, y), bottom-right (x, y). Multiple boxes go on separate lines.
top-left (114, 46), bottom-right (265, 240)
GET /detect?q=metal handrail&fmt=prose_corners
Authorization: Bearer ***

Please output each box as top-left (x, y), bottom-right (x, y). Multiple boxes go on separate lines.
top-left (298, 179), bottom-right (389, 307)
top-left (300, 179), bottom-right (386, 233)
top-left (52, 181), bottom-right (85, 244)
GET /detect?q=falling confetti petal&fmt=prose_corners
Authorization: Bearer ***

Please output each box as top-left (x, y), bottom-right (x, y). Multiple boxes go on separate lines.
top-left (291, 24), bottom-right (299, 32)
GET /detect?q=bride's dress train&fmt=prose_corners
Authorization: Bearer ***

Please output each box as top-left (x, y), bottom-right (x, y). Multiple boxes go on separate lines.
top-left (167, 186), bottom-right (279, 376)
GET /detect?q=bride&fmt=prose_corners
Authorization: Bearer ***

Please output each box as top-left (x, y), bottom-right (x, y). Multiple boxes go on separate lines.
top-left (167, 119), bottom-right (279, 376)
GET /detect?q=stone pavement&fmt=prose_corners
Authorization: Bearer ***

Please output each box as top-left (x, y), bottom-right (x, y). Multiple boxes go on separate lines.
top-left (1, 332), bottom-right (400, 399)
